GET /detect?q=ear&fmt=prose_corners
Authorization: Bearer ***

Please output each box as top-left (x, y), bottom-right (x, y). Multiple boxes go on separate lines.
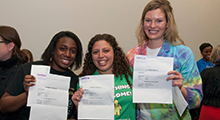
top-left (7, 42), bottom-right (15, 51)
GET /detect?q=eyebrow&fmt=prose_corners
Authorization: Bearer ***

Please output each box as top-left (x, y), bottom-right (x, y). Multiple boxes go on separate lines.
top-left (60, 44), bottom-right (77, 48)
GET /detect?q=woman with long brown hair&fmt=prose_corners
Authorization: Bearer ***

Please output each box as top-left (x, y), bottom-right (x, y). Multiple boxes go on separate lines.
top-left (0, 25), bottom-right (28, 119)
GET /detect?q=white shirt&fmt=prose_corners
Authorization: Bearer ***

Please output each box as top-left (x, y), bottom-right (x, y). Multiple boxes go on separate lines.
top-left (139, 46), bottom-right (161, 120)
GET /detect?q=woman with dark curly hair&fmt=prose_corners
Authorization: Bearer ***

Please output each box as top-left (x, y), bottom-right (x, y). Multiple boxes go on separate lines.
top-left (72, 34), bottom-right (136, 120)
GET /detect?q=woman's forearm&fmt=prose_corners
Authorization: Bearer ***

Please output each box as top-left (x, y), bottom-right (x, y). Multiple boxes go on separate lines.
top-left (180, 86), bottom-right (187, 100)
top-left (0, 92), bottom-right (27, 113)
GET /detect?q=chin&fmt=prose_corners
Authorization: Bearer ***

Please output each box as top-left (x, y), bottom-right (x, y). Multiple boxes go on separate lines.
top-left (60, 65), bottom-right (69, 69)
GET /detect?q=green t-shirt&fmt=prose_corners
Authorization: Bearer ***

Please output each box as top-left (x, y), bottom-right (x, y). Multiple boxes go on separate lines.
top-left (77, 70), bottom-right (136, 120)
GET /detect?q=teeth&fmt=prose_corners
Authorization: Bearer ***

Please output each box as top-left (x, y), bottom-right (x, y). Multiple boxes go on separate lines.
top-left (62, 59), bottom-right (70, 64)
top-left (150, 30), bottom-right (157, 33)
top-left (99, 61), bottom-right (106, 64)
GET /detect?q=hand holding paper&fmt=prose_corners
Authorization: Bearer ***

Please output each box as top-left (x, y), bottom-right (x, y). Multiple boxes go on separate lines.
top-left (78, 75), bottom-right (114, 120)
top-left (23, 75), bottom-right (36, 94)
top-left (71, 88), bottom-right (84, 109)
top-left (133, 55), bottom-right (174, 104)
top-left (167, 70), bottom-right (183, 89)
top-left (28, 65), bottom-right (71, 120)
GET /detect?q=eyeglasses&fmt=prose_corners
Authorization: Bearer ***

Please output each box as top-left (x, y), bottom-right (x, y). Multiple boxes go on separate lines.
top-left (0, 41), bottom-right (7, 44)
top-left (0, 39), bottom-right (10, 44)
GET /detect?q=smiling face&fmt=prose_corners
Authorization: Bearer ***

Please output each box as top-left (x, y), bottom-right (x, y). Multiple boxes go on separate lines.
top-left (201, 46), bottom-right (213, 61)
top-left (51, 37), bottom-right (77, 72)
top-left (92, 40), bottom-right (114, 74)
top-left (144, 8), bottom-right (167, 41)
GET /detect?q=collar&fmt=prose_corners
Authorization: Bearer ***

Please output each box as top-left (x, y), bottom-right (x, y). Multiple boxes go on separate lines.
top-left (93, 70), bottom-right (100, 75)
top-left (139, 39), bottom-right (171, 56)
top-left (0, 55), bottom-right (19, 68)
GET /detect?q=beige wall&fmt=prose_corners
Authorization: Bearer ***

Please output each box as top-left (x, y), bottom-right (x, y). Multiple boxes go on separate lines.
top-left (0, 0), bottom-right (219, 74)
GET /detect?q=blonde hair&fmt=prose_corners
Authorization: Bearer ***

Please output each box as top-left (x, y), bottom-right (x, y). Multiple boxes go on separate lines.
top-left (210, 45), bottom-right (220, 65)
top-left (136, 0), bottom-right (184, 46)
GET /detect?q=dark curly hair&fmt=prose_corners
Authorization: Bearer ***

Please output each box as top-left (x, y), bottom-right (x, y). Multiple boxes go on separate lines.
top-left (80, 34), bottom-right (133, 88)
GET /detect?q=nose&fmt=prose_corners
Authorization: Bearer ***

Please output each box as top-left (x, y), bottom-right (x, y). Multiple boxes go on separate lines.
top-left (64, 50), bottom-right (70, 57)
top-left (98, 51), bottom-right (104, 58)
top-left (150, 21), bottom-right (156, 28)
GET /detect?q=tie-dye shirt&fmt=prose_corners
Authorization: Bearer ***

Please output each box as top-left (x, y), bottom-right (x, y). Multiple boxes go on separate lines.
top-left (127, 40), bottom-right (202, 120)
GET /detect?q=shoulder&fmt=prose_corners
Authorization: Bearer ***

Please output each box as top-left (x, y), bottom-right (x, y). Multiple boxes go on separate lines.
top-left (21, 61), bottom-right (44, 69)
top-left (163, 40), bottom-right (192, 55)
top-left (9, 61), bottom-right (23, 73)
top-left (170, 45), bottom-right (194, 60)
top-left (32, 61), bottom-right (47, 65)
top-left (197, 58), bottom-right (203, 63)
top-left (201, 67), bottom-right (213, 77)
top-left (202, 67), bottom-right (212, 73)
top-left (22, 60), bottom-right (45, 67)
top-left (18, 61), bottom-right (46, 74)
top-left (203, 65), bottom-right (220, 73)
top-left (127, 45), bottom-right (144, 67)
top-left (197, 59), bottom-right (205, 65)
top-left (127, 45), bottom-right (141, 57)
top-left (173, 44), bottom-right (192, 53)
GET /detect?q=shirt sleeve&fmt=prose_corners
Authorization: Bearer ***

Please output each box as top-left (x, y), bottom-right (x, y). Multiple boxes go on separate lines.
top-left (197, 60), bottom-right (206, 73)
top-left (179, 47), bottom-right (203, 109)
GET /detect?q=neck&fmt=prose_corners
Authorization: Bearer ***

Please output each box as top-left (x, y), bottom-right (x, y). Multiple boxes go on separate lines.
top-left (202, 58), bottom-right (209, 62)
top-left (97, 70), bottom-right (113, 75)
top-left (147, 39), bottom-right (164, 49)
top-left (50, 62), bottom-right (68, 72)
top-left (0, 55), bottom-right (18, 68)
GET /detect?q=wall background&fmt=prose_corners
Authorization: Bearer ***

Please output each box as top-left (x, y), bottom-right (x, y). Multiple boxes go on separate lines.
top-left (1, 0), bottom-right (219, 74)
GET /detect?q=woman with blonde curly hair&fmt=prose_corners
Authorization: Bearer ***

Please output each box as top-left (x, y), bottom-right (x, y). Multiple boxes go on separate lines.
top-left (127, 0), bottom-right (202, 119)
top-left (72, 34), bottom-right (136, 120)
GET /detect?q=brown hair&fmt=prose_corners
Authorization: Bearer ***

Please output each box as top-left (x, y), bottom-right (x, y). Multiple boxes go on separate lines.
top-left (21, 49), bottom-right (34, 62)
top-left (0, 26), bottom-right (28, 63)
top-left (80, 34), bottom-right (133, 88)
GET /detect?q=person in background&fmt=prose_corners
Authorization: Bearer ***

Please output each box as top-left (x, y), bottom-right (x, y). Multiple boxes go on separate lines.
top-left (126, 0), bottom-right (202, 119)
top-left (72, 34), bottom-right (136, 120)
top-left (190, 43), bottom-right (214, 120)
top-left (197, 43), bottom-right (215, 73)
top-left (0, 26), bottom-right (28, 119)
top-left (0, 31), bottom-right (83, 120)
top-left (199, 45), bottom-right (220, 120)
top-left (21, 49), bottom-right (34, 62)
